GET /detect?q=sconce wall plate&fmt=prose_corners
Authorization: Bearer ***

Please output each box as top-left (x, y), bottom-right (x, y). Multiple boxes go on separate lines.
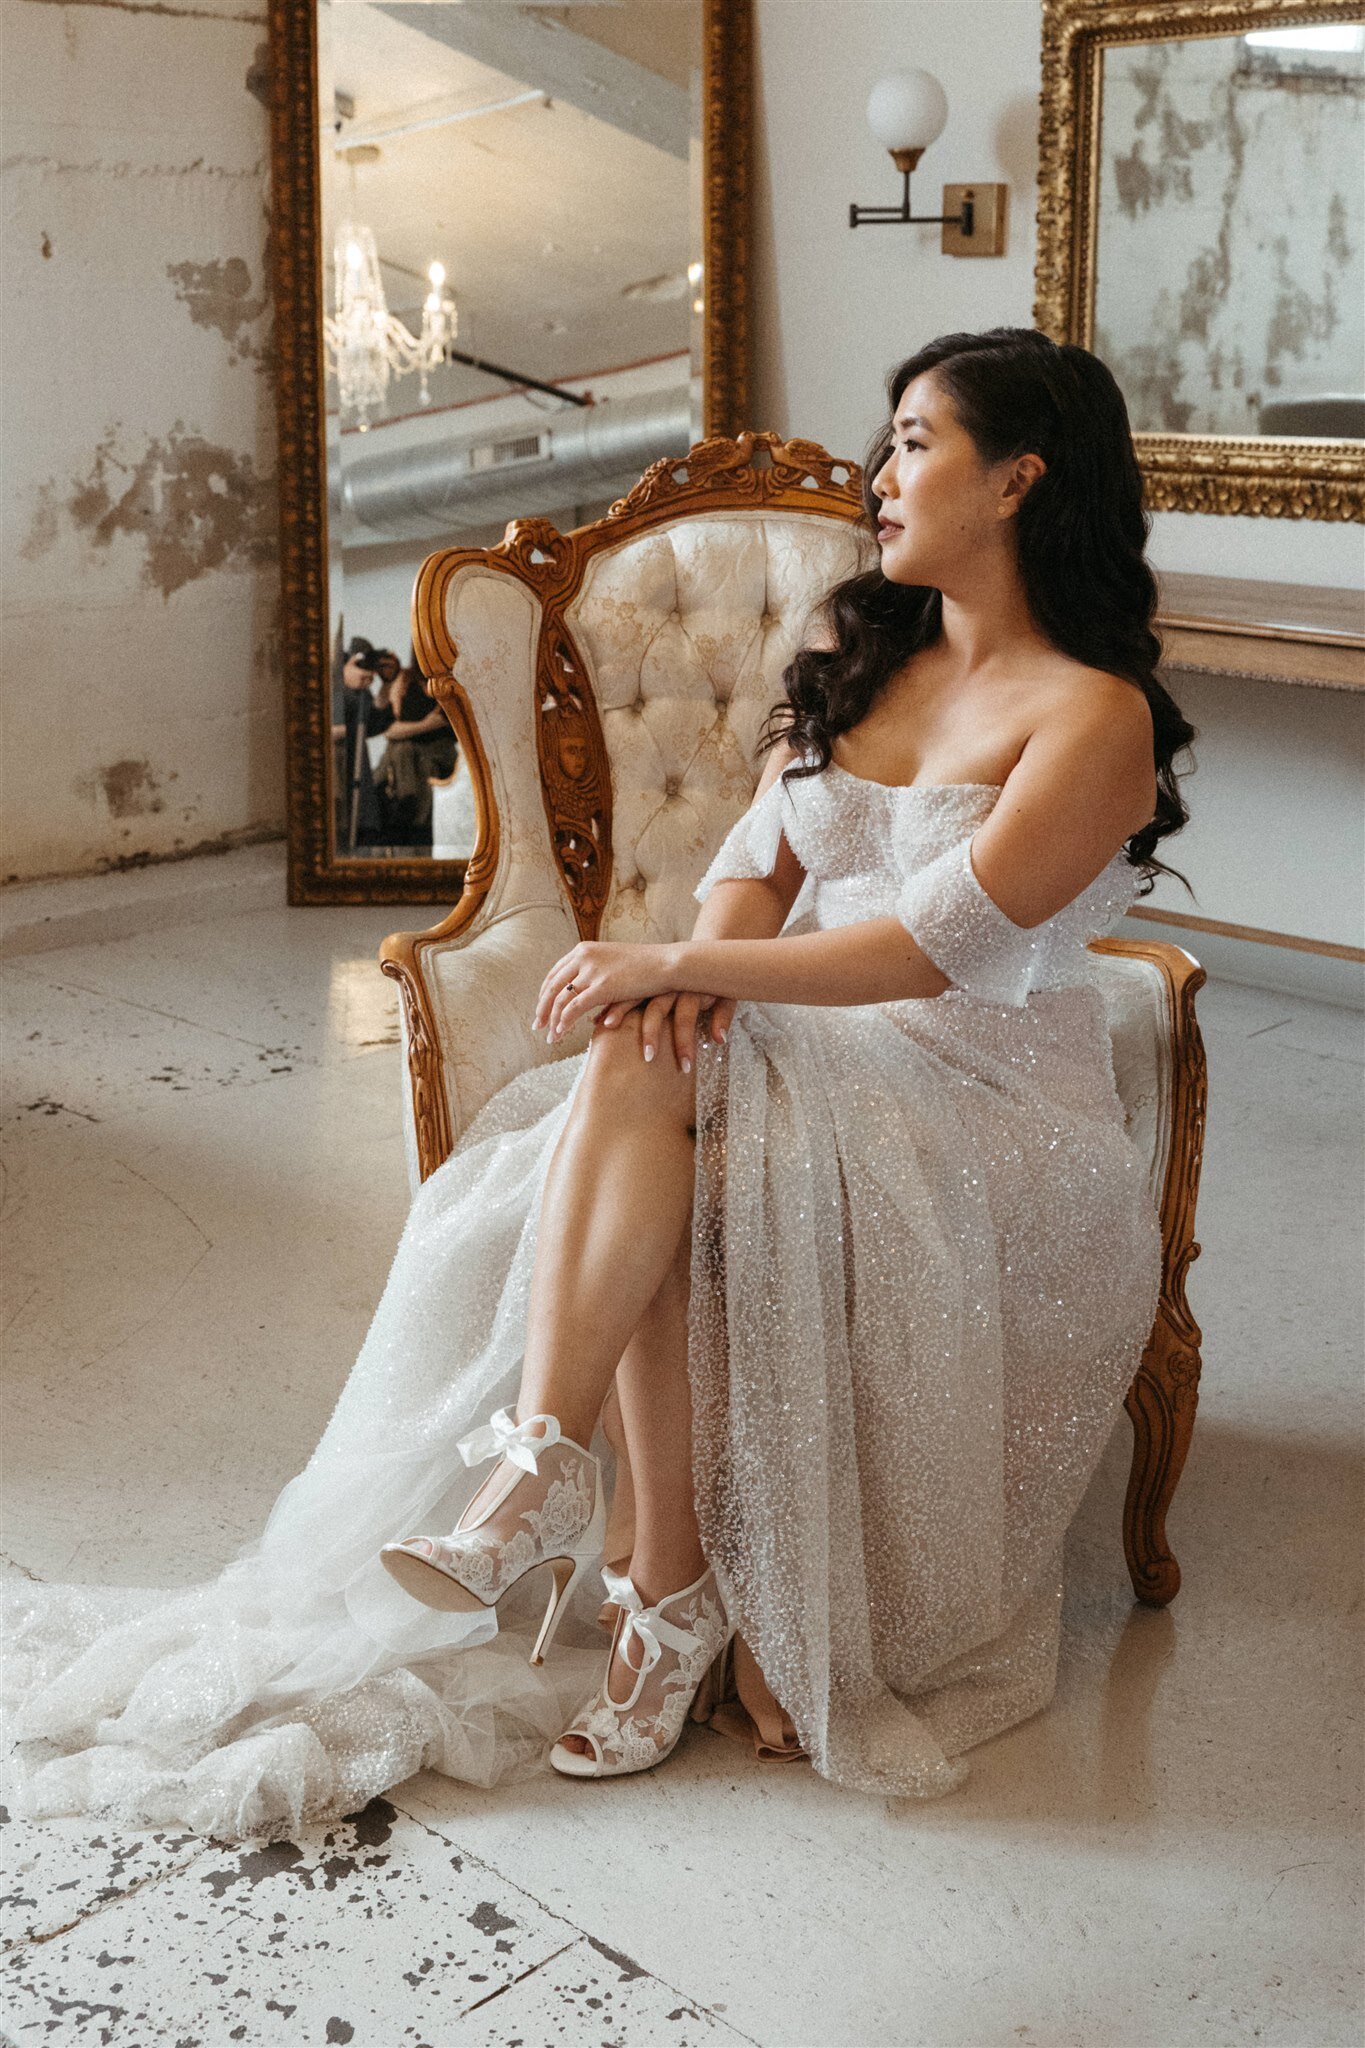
top-left (942, 183), bottom-right (1008, 256)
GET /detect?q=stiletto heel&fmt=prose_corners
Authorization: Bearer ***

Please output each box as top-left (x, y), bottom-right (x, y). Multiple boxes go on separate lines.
top-left (688, 1634), bottom-right (732, 1724)
top-left (379, 1409), bottom-right (605, 1658)
top-left (530, 1553), bottom-right (585, 1667)
top-left (550, 1562), bottom-right (734, 1778)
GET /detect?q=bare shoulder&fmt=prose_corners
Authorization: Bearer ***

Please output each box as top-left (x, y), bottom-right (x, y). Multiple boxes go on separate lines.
top-left (1023, 664), bottom-right (1158, 823)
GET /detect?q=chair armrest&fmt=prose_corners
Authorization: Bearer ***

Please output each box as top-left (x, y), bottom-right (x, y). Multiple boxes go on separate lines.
top-left (388, 900), bottom-right (593, 1191)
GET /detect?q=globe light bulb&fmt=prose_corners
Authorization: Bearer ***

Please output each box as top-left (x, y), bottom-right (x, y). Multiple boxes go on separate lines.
top-left (865, 70), bottom-right (948, 155)
top-left (428, 260), bottom-right (446, 288)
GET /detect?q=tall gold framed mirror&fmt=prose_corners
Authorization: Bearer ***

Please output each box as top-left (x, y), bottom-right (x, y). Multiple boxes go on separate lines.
top-left (269, 0), bottom-right (751, 904)
top-left (1037, 0), bottom-right (1364, 520)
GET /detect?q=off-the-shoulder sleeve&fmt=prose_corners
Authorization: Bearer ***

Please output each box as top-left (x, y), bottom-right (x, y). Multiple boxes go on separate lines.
top-left (693, 778), bottom-right (793, 904)
top-left (895, 833), bottom-right (1044, 1007)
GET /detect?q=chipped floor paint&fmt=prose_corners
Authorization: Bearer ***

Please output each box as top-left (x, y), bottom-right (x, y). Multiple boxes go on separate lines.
top-left (0, 1799), bottom-right (750, 2048)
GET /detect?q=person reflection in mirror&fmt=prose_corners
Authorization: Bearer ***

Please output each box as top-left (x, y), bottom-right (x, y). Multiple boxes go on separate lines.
top-left (373, 649), bottom-right (458, 848)
top-left (333, 636), bottom-right (388, 847)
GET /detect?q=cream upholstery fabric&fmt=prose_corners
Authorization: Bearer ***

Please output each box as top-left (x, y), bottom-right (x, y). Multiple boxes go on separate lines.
top-left (402, 509), bottom-right (1172, 1220)
top-left (567, 512), bottom-right (868, 945)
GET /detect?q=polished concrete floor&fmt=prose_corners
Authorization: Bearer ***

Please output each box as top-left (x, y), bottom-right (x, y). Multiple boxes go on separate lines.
top-left (2, 849), bottom-right (1361, 2048)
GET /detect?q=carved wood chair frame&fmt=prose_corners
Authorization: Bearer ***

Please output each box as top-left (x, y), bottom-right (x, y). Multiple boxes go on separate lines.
top-left (1036, 0), bottom-right (1365, 521)
top-left (380, 429), bottom-right (1209, 1611)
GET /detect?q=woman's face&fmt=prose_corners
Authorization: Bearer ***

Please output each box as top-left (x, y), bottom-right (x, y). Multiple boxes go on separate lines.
top-left (869, 370), bottom-right (1023, 589)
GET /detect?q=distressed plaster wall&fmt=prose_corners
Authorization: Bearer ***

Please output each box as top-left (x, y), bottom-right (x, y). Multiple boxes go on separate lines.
top-left (1094, 35), bottom-right (1363, 438)
top-left (1, 0), bottom-right (281, 883)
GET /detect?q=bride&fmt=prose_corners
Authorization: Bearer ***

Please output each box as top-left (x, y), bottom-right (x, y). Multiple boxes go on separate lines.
top-left (3, 326), bottom-right (1193, 1837)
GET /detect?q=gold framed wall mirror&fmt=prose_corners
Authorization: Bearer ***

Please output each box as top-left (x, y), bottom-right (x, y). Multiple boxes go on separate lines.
top-left (269, 0), bottom-right (751, 904)
top-left (1037, 0), bottom-right (1364, 520)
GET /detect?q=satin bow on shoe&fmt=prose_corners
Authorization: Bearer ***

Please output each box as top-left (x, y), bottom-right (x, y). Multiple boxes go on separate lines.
top-left (454, 1407), bottom-right (562, 1474)
top-left (598, 1566), bottom-right (702, 1675)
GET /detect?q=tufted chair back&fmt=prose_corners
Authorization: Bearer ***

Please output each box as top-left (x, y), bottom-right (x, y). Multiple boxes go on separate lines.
top-left (567, 509), bottom-right (867, 944)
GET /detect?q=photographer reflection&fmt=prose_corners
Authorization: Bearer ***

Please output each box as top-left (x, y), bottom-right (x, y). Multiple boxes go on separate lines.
top-left (370, 650), bottom-right (457, 849)
top-left (331, 636), bottom-right (391, 849)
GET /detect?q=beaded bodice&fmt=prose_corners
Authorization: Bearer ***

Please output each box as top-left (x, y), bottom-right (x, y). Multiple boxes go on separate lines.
top-left (693, 762), bottom-right (1143, 1009)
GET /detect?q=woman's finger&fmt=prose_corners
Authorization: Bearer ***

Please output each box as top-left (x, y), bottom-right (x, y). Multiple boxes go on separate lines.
top-left (549, 971), bottom-right (593, 1042)
top-left (533, 956), bottom-right (578, 1032)
top-left (707, 996), bottom-right (736, 1044)
top-left (671, 993), bottom-right (712, 1072)
top-left (639, 992), bottom-right (675, 1064)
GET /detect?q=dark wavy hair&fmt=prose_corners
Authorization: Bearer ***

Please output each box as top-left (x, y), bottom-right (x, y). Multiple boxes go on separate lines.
top-left (759, 326), bottom-right (1196, 894)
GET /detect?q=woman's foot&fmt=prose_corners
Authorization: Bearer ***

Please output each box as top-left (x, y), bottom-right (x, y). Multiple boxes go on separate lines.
top-left (556, 1558), bottom-right (700, 1759)
top-left (550, 1560), bottom-right (732, 1777)
top-left (380, 1411), bottom-right (604, 1658)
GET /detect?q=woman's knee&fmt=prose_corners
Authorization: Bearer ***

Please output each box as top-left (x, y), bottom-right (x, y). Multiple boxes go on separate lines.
top-left (582, 1010), bottom-right (696, 1122)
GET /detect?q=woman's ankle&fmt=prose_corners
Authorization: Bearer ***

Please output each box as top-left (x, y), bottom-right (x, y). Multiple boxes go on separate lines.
top-left (628, 1550), bottom-right (709, 1608)
top-left (512, 1401), bottom-right (599, 1451)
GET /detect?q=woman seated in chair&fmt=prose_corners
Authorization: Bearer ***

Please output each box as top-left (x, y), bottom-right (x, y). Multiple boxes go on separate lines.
top-left (5, 326), bottom-right (1194, 1834)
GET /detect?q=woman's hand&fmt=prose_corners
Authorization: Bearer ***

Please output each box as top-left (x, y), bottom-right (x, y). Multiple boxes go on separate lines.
top-left (532, 941), bottom-right (681, 1043)
top-left (596, 991), bottom-right (737, 1069)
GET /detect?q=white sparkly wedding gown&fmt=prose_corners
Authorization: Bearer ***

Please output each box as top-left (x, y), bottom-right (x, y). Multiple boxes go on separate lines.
top-left (3, 763), bottom-right (1163, 1838)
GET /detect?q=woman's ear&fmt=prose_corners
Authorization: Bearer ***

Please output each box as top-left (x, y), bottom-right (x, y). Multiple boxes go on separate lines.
top-left (998, 453), bottom-right (1046, 520)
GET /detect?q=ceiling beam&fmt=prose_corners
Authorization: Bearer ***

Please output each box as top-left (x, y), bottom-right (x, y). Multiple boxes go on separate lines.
top-left (373, 3), bottom-right (692, 159)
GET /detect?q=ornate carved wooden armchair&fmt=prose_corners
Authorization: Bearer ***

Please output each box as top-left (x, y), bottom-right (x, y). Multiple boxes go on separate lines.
top-left (379, 433), bottom-right (1207, 1621)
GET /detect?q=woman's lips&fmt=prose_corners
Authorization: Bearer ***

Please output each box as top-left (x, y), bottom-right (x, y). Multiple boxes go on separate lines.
top-left (877, 520), bottom-right (903, 540)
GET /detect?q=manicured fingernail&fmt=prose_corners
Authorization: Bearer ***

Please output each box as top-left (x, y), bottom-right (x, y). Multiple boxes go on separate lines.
top-left (643, 1044), bottom-right (654, 1062)
top-left (717, 1028), bottom-right (727, 1042)
top-left (681, 1057), bottom-right (691, 1073)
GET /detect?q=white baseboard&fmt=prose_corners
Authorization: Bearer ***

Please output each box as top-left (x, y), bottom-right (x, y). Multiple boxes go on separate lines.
top-left (1119, 910), bottom-right (1364, 1010)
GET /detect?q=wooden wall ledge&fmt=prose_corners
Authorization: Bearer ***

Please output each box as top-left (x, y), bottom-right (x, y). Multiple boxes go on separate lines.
top-left (1155, 571), bottom-right (1365, 692)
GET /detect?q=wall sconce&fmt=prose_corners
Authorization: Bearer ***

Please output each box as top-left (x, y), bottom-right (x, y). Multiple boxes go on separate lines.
top-left (849, 70), bottom-right (1007, 256)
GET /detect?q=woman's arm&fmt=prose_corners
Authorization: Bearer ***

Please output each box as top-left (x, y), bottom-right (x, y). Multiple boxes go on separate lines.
top-left (534, 689), bottom-right (1154, 1035)
top-left (593, 738), bottom-right (808, 1065)
top-left (385, 709), bottom-right (447, 741)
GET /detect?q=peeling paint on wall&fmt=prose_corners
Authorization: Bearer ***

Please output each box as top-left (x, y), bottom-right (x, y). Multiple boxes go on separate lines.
top-left (244, 37), bottom-right (269, 108)
top-left (95, 759), bottom-right (166, 819)
top-left (1094, 36), bottom-right (1364, 437)
top-left (166, 253), bottom-right (269, 363)
top-left (44, 423), bottom-right (277, 598)
top-left (21, 1), bottom-right (266, 24)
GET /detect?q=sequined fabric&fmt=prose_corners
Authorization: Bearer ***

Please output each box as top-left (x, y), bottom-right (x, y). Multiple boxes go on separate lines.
top-left (688, 766), bottom-right (1163, 1794)
top-left (2, 769), bottom-right (1161, 1833)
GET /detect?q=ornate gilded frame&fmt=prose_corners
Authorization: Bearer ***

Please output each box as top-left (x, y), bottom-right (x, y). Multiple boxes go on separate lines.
top-left (267, 0), bottom-right (753, 905)
top-left (1036, 0), bottom-right (1365, 520)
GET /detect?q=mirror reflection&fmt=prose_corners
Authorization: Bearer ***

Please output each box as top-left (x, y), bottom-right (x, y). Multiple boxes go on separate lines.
top-left (320, 0), bottom-right (705, 860)
top-left (1094, 22), bottom-right (1364, 439)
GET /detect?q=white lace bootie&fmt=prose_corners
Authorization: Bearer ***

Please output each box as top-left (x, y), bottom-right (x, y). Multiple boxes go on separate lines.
top-left (549, 1562), bottom-right (734, 1777)
top-left (379, 1409), bottom-right (606, 1666)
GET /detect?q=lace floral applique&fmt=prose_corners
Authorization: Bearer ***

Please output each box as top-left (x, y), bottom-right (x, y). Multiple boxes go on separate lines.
top-left (557, 1575), bottom-right (731, 1773)
top-left (437, 1453), bottom-right (596, 1602)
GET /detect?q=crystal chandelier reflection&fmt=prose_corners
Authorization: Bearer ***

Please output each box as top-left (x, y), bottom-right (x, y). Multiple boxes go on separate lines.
top-left (323, 220), bottom-right (458, 429)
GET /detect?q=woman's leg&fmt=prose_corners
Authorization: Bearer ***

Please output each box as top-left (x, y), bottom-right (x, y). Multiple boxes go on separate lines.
top-left (611, 1226), bottom-right (706, 1605)
top-left (515, 1009), bottom-right (697, 1452)
top-left (556, 1199), bottom-right (707, 1757)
